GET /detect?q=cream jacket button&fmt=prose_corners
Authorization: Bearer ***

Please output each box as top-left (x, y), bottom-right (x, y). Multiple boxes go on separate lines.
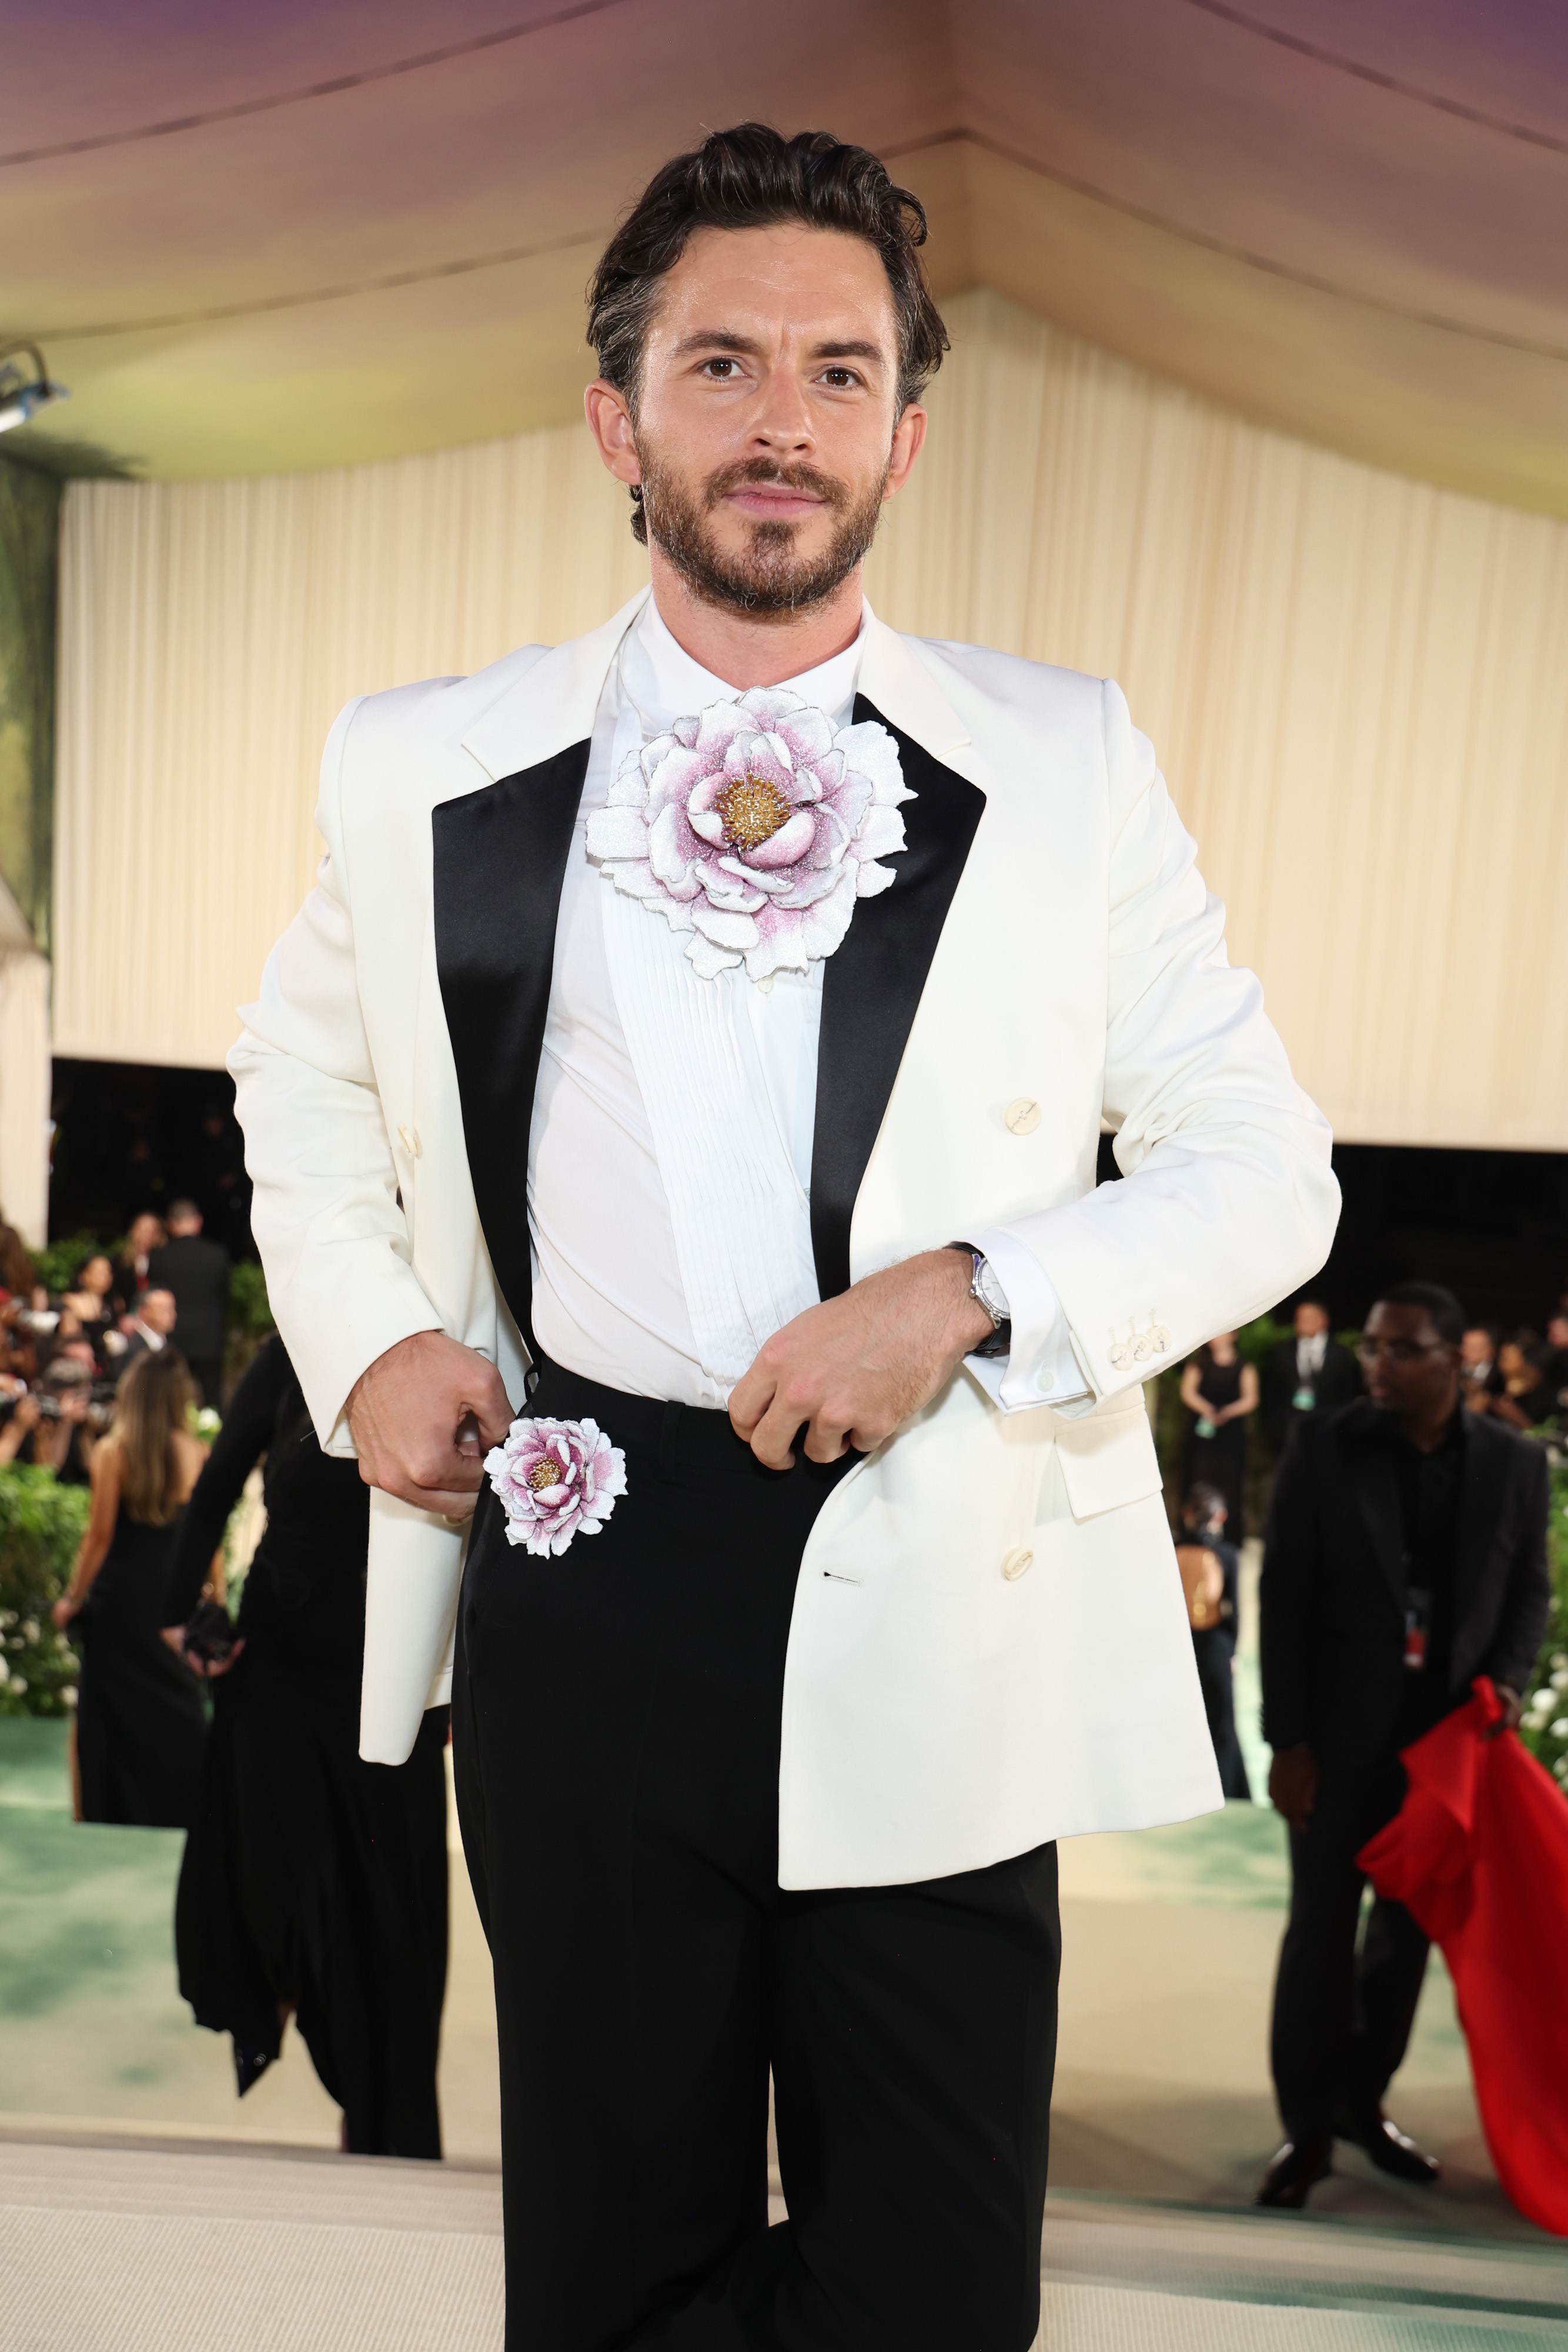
top-left (1001, 1546), bottom-right (1033, 1581)
top-left (1004, 1097), bottom-right (1042, 1136)
top-left (397, 1124), bottom-right (421, 1158)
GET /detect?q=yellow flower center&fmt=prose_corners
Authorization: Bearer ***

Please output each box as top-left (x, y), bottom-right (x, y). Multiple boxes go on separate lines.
top-left (527, 1458), bottom-right (564, 1491)
top-left (714, 773), bottom-right (791, 853)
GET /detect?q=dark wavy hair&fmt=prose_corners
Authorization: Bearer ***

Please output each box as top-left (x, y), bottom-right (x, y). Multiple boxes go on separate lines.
top-left (587, 124), bottom-right (949, 543)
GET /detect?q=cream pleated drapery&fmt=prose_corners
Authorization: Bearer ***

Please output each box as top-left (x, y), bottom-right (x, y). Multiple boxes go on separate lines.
top-left (0, 874), bottom-right (50, 1245)
top-left (54, 289), bottom-right (1568, 1145)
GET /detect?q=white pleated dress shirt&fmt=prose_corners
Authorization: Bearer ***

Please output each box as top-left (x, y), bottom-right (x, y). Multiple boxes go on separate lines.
top-left (527, 593), bottom-right (1087, 1414)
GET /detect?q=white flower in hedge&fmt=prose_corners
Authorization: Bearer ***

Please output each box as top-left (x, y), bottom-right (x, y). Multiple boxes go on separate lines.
top-left (62, 1684), bottom-right (77, 1709)
top-left (587, 689), bottom-right (913, 982)
top-left (9, 1676), bottom-right (25, 1696)
top-left (20, 1619), bottom-right (38, 1646)
top-left (0, 1657), bottom-right (9, 1685)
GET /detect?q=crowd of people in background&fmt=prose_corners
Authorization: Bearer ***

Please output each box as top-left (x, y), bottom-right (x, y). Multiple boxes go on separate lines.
top-left (1172, 1288), bottom-right (1568, 1810)
top-left (0, 1202), bottom-right (232, 1492)
top-left (1178, 1291), bottom-right (1568, 1541)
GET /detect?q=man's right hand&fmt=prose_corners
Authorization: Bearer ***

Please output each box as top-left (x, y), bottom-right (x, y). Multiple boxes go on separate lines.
top-left (346, 1331), bottom-right (514, 1518)
top-left (1268, 1741), bottom-right (1319, 1833)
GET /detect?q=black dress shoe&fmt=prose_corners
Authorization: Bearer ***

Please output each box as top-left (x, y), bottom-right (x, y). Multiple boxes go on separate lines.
top-left (1255, 2136), bottom-right (1333, 2207)
top-left (1337, 2107), bottom-right (1440, 2184)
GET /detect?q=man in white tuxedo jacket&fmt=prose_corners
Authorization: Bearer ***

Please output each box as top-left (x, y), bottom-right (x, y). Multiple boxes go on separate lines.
top-left (233, 126), bottom-right (1338, 2352)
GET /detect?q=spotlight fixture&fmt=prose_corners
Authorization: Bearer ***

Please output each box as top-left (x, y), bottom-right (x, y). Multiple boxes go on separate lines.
top-left (0, 340), bottom-right (69, 433)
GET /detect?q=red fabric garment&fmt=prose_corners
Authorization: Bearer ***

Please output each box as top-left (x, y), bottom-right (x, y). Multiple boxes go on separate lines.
top-left (1356, 1678), bottom-right (1568, 2235)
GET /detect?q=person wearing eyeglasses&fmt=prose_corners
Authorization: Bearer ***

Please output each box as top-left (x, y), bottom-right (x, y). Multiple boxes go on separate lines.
top-left (1256, 1279), bottom-right (1549, 2209)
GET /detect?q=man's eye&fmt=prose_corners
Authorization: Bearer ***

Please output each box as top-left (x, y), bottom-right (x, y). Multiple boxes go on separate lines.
top-left (821, 369), bottom-right (857, 389)
top-left (703, 359), bottom-right (737, 379)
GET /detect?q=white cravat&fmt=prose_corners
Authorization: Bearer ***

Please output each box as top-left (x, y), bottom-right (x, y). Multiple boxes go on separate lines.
top-left (1296, 1329), bottom-right (1328, 1381)
top-left (526, 593), bottom-right (1086, 1412)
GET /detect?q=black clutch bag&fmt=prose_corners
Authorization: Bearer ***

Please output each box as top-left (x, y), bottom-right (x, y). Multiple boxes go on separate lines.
top-left (182, 1599), bottom-right (238, 1669)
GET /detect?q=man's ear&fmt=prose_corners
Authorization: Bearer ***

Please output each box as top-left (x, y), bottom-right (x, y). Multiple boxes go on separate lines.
top-left (883, 402), bottom-right (927, 500)
top-left (584, 381), bottom-right (642, 487)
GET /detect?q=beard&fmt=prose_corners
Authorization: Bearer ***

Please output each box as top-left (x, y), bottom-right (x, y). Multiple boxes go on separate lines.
top-left (635, 450), bottom-right (888, 620)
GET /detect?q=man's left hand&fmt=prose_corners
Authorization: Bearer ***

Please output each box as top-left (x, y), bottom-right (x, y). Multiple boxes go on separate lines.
top-left (729, 1250), bottom-right (995, 1470)
top-left (1486, 1682), bottom-right (1524, 1739)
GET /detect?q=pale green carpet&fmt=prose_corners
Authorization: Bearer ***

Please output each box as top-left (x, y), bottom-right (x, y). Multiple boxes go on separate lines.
top-left (0, 1718), bottom-right (497, 2158)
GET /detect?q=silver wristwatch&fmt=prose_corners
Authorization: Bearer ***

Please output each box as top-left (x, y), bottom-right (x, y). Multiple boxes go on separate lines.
top-left (947, 1243), bottom-right (1012, 1359)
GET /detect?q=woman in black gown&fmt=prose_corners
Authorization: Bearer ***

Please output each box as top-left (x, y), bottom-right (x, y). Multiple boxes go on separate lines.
top-left (1179, 1331), bottom-right (1259, 1541)
top-left (51, 1348), bottom-right (212, 1827)
top-left (167, 1334), bottom-right (449, 2160)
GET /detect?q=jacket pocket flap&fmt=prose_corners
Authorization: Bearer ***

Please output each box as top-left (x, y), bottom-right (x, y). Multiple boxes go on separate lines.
top-left (1054, 1389), bottom-right (1164, 1521)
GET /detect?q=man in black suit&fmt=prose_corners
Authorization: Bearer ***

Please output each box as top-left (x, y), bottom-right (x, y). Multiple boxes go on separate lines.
top-left (114, 1286), bottom-right (179, 1379)
top-left (1262, 1298), bottom-right (1360, 1455)
top-left (1258, 1280), bottom-right (1549, 2209)
top-left (147, 1200), bottom-right (229, 1408)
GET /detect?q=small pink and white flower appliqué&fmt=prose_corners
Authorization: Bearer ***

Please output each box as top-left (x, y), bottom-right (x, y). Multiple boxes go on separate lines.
top-left (484, 1415), bottom-right (627, 1556)
top-left (584, 689), bottom-right (914, 981)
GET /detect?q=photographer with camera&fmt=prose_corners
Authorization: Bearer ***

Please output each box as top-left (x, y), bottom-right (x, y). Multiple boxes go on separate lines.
top-left (0, 1357), bottom-right (99, 1484)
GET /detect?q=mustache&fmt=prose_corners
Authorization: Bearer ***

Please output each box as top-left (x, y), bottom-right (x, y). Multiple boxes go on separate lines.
top-left (701, 459), bottom-right (850, 513)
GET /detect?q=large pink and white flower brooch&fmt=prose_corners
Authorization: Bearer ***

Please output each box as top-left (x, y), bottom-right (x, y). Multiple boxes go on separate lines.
top-left (584, 689), bottom-right (914, 981)
top-left (484, 1415), bottom-right (626, 1556)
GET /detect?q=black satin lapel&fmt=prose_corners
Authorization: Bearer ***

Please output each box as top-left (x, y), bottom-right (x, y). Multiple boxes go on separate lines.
top-left (811, 697), bottom-right (986, 1300)
top-left (1453, 1411), bottom-right (1510, 1651)
top-left (1346, 1414), bottom-right (1406, 1606)
top-left (432, 742), bottom-right (590, 1346)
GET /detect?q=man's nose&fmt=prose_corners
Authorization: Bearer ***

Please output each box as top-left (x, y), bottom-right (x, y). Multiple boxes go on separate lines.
top-left (748, 372), bottom-right (813, 454)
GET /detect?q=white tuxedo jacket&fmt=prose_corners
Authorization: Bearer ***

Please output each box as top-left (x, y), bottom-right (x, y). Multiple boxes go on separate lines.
top-left (231, 588), bottom-right (1338, 1889)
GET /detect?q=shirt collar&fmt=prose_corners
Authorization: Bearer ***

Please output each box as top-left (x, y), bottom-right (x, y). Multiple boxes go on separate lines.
top-left (623, 592), bottom-right (868, 736)
top-left (1378, 1402), bottom-right (1466, 1455)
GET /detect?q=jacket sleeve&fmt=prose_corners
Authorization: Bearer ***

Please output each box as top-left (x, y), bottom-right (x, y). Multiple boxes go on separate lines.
top-left (1260, 1423), bottom-right (1320, 1751)
top-left (228, 699), bottom-right (444, 1452)
top-left (165, 1336), bottom-right (287, 1622)
top-left (1481, 1444), bottom-right (1552, 1698)
top-left (982, 681), bottom-right (1340, 1403)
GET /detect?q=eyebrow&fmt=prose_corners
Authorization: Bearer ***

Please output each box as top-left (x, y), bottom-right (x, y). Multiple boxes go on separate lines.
top-left (669, 329), bottom-right (888, 369)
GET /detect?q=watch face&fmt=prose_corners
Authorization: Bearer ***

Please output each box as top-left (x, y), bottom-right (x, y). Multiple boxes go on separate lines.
top-left (974, 1259), bottom-right (1010, 1324)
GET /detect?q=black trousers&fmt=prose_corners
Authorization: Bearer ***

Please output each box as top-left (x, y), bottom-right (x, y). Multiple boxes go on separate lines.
top-left (1269, 1759), bottom-right (1430, 2142)
top-left (1191, 1628), bottom-right (1250, 1800)
top-left (453, 1362), bottom-right (1060, 2352)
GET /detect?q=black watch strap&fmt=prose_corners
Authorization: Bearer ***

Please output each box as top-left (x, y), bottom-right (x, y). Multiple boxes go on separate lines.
top-left (947, 1243), bottom-right (1012, 1358)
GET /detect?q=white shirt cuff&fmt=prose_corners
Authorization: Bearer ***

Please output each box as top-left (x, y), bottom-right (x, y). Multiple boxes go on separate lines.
top-left (962, 1227), bottom-right (1097, 1417)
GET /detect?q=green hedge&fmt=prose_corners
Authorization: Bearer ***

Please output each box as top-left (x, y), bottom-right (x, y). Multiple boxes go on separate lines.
top-left (29, 1230), bottom-right (106, 1294)
top-left (1519, 1455), bottom-right (1568, 1792)
top-left (0, 1465), bottom-right (89, 1716)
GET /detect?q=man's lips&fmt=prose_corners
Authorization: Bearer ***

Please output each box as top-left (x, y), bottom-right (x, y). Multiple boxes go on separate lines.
top-left (723, 485), bottom-right (825, 517)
